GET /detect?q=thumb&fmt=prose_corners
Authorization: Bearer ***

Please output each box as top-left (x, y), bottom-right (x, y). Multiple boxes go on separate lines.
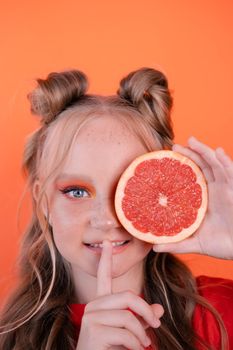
top-left (152, 235), bottom-right (201, 254)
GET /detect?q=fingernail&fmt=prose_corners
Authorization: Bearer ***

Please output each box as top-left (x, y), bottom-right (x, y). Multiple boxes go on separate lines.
top-left (172, 143), bottom-right (181, 150)
top-left (103, 239), bottom-right (112, 249)
top-left (153, 318), bottom-right (161, 328)
top-left (144, 336), bottom-right (151, 347)
top-left (144, 345), bottom-right (152, 350)
top-left (216, 147), bottom-right (224, 153)
top-left (190, 136), bottom-right (196, 141)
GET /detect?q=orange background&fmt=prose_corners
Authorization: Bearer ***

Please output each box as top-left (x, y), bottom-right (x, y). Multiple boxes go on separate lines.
top-left (0, 0), bottom-right (233, 301)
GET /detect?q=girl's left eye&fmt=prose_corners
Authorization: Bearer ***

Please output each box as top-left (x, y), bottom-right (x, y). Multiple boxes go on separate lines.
top-left (60, 187), bottom-right (90, 199)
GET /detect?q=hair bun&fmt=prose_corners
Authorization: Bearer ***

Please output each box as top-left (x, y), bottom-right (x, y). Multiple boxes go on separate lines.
top-left (28, 70), bottom-right (88, 124)
top-left (117, 67), bottom-right (169, 105)
top-left (117, 67), bottom-right (174, 147)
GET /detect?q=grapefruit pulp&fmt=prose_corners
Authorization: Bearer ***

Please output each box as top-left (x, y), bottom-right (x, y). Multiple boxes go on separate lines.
top-left (114, 150), bottom-right (208, 244)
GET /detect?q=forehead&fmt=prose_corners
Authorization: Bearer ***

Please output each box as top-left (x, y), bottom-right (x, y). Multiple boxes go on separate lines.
top-left (62, 115), bottom-right (149, 181)
top-left (78, 114), bottom-right (133, 142)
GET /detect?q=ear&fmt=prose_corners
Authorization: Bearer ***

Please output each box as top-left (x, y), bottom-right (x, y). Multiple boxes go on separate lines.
top-left (33, 180), bottom-right (53, 226)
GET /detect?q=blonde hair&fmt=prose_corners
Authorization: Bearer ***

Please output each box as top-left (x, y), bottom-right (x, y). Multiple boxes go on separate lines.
top-left (0, 68), bottom-right (228, 349)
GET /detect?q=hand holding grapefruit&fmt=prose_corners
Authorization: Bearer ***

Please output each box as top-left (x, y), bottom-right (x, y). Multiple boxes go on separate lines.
top-left (159, 137), bottom-right (233, 259)
top-left (115, 150), bottom-right (208, 244)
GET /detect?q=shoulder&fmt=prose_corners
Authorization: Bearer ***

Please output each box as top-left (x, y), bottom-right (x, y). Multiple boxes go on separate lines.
top-left (196, 274), bottom-right (233, 303)
top-left (193, 275), bottom-right (233, 349)
top-left (196, 274), bottom-right (233, 289)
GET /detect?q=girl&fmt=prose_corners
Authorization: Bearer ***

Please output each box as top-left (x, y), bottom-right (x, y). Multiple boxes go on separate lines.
top-left (0, 67), bottom-right (232, 350)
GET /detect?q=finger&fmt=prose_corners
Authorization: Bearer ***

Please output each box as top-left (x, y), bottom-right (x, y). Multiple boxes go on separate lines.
top-left (135, 315), bottom-right (154, 330)
top-left (215, 147), bottom-right (233, 185)
top-left (151, 303), bottom-right (164, 319)
top-left (152, 235), bottom-right (202, 255)
top-left (84, 309), bottom-right (152, 347)
top-left (172, 143), bottom-right (214, 182)
top-left (96, 239), bottom-right (113, 297)
top-left (97, 326), bottom-right (146, 350)
top-left (133, 303), bottom-right (164, 330)
top-left (187, 136), bottom-right (227, 182)
top-left (86, 291), bottom-right (158, 329)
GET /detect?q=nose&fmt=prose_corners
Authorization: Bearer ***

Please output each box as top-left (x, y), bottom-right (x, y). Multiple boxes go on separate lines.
top-left (90, 198), bottom-right (122, 231)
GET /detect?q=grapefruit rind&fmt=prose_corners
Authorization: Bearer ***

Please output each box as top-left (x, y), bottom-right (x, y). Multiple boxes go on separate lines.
top-left (114, 150), bottom-right (208, 244)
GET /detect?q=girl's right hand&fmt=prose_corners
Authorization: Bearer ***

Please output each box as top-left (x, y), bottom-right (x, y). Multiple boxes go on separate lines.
top-left (76, 240), bottom-right (164, 350)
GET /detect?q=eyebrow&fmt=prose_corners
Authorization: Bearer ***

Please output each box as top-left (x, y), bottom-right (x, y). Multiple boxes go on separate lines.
top-left (55, 173), bottom-right (94, 183)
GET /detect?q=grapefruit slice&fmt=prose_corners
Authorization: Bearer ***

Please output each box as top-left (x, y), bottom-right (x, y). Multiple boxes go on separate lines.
top-left (114, 150), bottom-right (208, 244)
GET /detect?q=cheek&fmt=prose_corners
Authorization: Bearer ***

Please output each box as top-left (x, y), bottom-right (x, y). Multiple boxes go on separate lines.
top-left (50, 199), bottom-right (89, 231)
top-left (52, 210), bottom-right (77, 236)
top-left (51, 212), bottom-right (84, 262)
top-left (135, 240), bottom-right (152, 257)
top-left (49, 201), bottom-right (88, 249)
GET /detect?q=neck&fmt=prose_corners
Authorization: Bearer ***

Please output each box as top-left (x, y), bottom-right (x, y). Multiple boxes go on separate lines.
top-left (71, 261), bottom-right (144, 304)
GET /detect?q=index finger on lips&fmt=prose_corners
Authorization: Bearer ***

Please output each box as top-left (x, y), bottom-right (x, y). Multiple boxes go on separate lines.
top-left (96, 239), bottom-right (113, 297)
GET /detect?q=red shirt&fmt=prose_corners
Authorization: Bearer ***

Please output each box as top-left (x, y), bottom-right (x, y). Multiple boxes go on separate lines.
top-left (70, 275), bottom-right (233, 350)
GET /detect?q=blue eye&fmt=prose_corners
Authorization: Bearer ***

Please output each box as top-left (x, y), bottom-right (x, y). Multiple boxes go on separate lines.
top-left (60, 187), bottom-right (90, 199)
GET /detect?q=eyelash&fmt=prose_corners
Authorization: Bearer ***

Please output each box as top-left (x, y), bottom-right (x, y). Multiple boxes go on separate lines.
top-left (59, 186), bottom-right (91, 199)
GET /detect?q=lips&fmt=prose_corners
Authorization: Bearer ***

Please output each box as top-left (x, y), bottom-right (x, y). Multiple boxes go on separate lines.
top-left (84, 240), bottom-right (130, 248)
top-left (84, 240), bottom-right (131, 255)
